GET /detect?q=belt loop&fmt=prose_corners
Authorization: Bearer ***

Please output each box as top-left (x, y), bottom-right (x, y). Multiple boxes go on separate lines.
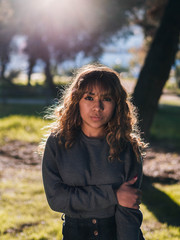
top-left (61, 213), bottom-right (65, 221)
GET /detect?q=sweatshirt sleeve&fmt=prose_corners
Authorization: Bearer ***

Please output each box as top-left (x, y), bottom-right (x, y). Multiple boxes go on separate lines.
top-left (124, 143), bottom-right (143, 188)
top-left (115, 143), bottom-right (144, 240)
top-left (42, 135), bottom-right (117, 215)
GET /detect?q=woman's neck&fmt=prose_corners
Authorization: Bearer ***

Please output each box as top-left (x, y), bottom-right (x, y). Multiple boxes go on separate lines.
top-left (81, 128), bottom-right (105, 138)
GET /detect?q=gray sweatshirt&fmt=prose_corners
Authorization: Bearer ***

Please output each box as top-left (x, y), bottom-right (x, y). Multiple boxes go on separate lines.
top-left (42, 131), bottom-right (144, 239)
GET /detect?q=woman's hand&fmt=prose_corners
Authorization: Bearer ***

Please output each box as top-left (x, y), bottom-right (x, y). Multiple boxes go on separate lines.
top-left (116, 176), bottom-right (142, 209)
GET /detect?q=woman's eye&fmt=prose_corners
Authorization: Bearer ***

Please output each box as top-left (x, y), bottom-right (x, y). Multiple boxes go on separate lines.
top-left (103, 97), bottom-right (112, 102)
top-left (84, 96), bottom-right (93, 101)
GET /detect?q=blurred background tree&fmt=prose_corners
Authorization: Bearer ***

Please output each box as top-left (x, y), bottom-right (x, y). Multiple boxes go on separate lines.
top-left (0, 0), bottom-right (145, 88)
top-left (133, 0), bottom-right (180, 137)
top-left (0, 0), bottom-right (15, 83)
top-left (175, 50), bottom-right (180, 88)
top-left (0, 0), bottom-right (179, 138)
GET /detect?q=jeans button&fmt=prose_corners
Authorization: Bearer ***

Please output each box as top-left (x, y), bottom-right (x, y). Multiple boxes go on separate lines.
top-left (92, 219), bottom-right (97, 224)
top-left (94, 230), bottom-right (98, 236)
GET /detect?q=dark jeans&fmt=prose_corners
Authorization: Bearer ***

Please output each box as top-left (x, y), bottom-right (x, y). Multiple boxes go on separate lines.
top-left (62, 215), bottom-right (117, 240)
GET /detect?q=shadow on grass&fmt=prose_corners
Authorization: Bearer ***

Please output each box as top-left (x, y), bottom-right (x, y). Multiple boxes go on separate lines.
top-left (150, 104), bottom-right (180, 152)
top-left (142, 175), bottom-right (180, 226)
top-left (0, 103), bottom-right (48, 118)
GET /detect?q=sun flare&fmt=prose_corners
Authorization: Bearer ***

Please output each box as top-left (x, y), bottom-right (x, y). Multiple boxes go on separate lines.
top-left (28, 0), bottom-right (100, 33)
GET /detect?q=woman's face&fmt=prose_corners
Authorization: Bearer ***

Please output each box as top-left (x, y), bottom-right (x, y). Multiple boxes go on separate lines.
top-left (79, 85), bottom-right (115, 138)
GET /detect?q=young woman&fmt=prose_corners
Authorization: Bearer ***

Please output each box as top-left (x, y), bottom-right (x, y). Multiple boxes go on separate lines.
top-left (42, 64), bottom-right (146, 240)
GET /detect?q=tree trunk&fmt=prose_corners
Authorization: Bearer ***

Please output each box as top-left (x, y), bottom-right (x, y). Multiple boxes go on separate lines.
top-left (133, 0), bottom-right (180, 138)
top-left (0, 57), bottom-right (7, 81)
top-left (28, 57), bottom-right (35, 86)
top-left (44, 59), bottom-right (56, 96)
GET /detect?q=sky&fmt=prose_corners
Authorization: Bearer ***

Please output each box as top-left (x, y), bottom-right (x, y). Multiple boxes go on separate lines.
top-left (100, 26), bottom-right (144, 67)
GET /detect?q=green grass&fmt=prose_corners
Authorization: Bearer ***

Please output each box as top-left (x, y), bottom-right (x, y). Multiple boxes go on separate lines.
top-left (0, 100), bottom-right (180, 239)
top-left (0, 104), bottom-right (51, 145)
top-left (141, 183), bottom-right (180, 240)
top-left (12, 74), bottom-right (71, 86)
top-left (0, 76), bottom-right (70, 100)
top-left (0, 168), bottom-right (179, 239)
top-left (0, 168), bottom-right (62, 240)
top-left (150, 104), bottom-right (180, 150)
top-left (1, 101), bottom-right (180, 150)
top-left (164, 81), bottom-right (180, 95)
top-left (0, 115), bottom-right (49, 144)
top-left (0, 104), bottom-right (47, 118)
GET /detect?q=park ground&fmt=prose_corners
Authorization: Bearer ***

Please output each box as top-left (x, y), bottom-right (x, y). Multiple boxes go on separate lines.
top-left (0, 83), bottom-right (180, 239)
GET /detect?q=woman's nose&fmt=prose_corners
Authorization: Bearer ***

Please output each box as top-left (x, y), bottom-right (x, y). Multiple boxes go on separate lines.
top-left (93, 100), bottom-right (104, 111)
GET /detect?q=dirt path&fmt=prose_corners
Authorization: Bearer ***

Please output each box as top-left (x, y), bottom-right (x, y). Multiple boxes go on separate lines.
top-left (0, 141), bottom-right (41, 171)
top-left (0, 140), bottom-right (179, 182)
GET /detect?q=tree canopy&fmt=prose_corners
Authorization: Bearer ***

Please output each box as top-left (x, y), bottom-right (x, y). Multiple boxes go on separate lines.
top-left (0, 0), bottom-right (180, 138)
top-left (0, 0), bottom-right (145, 84)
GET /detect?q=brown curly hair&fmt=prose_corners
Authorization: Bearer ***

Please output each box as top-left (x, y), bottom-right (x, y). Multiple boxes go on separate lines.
top-left (42, 63), bottom-right (145, 161)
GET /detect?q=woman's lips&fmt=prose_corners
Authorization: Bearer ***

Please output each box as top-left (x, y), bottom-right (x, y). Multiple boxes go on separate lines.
top-left (90, 116), bottom-right (102, 121)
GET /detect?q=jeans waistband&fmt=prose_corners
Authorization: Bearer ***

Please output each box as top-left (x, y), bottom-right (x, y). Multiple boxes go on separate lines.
top-left (65, 215), bottom-right (115, 225)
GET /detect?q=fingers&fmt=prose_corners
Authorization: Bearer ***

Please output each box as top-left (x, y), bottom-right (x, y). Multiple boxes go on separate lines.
top-left (116, 185), bottom-right (142, 209)
top-left (116, 178), bottom-right (142, 209)
top-left (125, 176), bottom-right (138, 186)
top-left (128, 189), bottom-right (142, 209)
top-left (132, 204), bottom-right (140, 210)
top-left (132, 190), bottom-right (142, 209)
top-left (133, 189), bottom-right (142, 201)
top-left (133, 198), bottom-right (141, 209)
